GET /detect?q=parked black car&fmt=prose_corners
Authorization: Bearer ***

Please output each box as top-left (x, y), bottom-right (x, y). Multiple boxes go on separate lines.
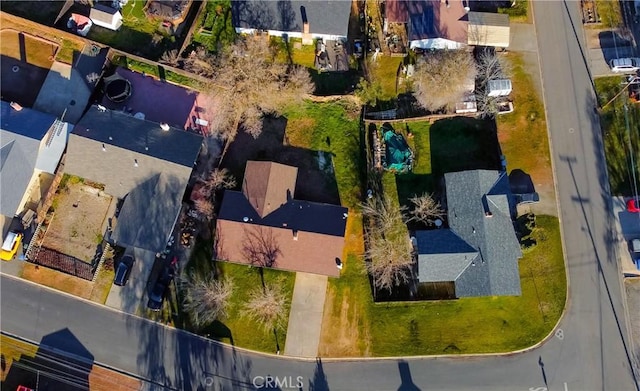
top-left (114, 255), bottom-right (134, 286)
top-left (147, 266), bottom-right (175, 311)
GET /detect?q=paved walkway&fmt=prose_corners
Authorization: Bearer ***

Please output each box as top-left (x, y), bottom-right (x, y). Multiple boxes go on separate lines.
top-left (284, 272), bottom-right (327, 357)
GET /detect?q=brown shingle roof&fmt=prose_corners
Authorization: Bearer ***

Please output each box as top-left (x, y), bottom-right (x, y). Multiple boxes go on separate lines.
top-left (216, 220), bottom-right (344, 277)
top-left (242, 161), bottom-right (298, 218)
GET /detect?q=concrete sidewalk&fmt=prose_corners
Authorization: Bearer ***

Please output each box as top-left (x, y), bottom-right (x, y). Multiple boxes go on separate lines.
top-left (284, 272), bottom-right (327, 357)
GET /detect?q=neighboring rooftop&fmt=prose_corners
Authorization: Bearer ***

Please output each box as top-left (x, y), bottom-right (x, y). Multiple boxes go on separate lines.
top-left (72, 105), bottom-right (203, 167)
top-left (232, 0), bottom-right (352, 38)
top-left (386, 0), bottom-right (469, 44)
top-left (99, 67), bottom-right (205, 131)
top-left (65, 105), bottom-right (203, 198)
top-left (1, 101), bottom-right (68, 217)
top-left (217, 161), bottom-right (348, 277)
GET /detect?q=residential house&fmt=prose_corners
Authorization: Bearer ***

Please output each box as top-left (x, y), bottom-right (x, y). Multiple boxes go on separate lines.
top-left (232, 0), bottom-right (352, 43)
top-left (384, 0), bottom-right (510, 50)
top-left (99, 67), bottom-right (210, 134)
top-left (64, 105), bottom-right (203, 254)
top-left (216, 161), bottom-right (348, 277)
top-left (90, 4), bottom-right (123, 31)
top-left (145, 0), bottom-right (191, 27)
top-left (0, 101), bottom-right (70, 236)
top-left (414, 169), bottom-right (522, 297)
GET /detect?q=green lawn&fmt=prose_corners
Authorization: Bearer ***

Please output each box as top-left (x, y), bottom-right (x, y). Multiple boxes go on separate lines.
top-left (110, 54), bottom-right (203, 90)
top-left (180, 237), bottom-right (296, 353)
top-left (368, 56), bottom-right (405, 100)
top-left (284, 100), bottom-right (363, 207)
top-left (191, 0), bottom-right (236, 53)
top-left (595, 76), bottom-right (640, 195)
top-left (87, 0), bottom-right (177, 60)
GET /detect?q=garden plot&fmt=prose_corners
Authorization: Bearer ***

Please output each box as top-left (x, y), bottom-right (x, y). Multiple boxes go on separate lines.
top-left (41, 182), bottom-right (112, 263)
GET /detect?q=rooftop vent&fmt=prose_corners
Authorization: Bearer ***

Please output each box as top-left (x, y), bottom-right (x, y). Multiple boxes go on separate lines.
top-left (160, 123), bottom-right (170, 131)
top-left (243, 217), bottom-right (249, 222)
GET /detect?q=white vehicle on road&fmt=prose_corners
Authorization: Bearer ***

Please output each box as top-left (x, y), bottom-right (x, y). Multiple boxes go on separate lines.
top-left (609, 57), bottom-right (640, 73)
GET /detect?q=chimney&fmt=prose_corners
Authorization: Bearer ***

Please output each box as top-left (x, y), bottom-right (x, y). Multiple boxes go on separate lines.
top-left (293, 229), bottom-right (298, 241)
top-left (485, 211), bottom-right (493, 218)
top-left (10, 102), bottom-right (23, 111)
top-left (303, 22), bottom-right (309, 34)
top-left (160, 123), bottom-right (170, 131)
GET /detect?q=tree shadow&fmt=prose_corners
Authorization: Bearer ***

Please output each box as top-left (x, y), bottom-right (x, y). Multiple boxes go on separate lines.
top-left (221, 116), bottom-right (341, 206)
top-left (309, 357), bottom-right (330, 391)
top-left (3, 329), bottom-right (93, 391)
top-left (397, 360), bottom-right (421, 391)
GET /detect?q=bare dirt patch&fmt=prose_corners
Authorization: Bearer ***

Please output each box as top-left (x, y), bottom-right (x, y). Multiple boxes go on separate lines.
top-left (42, 182), bottom-right (112, 263)
top-left (21, 263), bottom-right (93, 299)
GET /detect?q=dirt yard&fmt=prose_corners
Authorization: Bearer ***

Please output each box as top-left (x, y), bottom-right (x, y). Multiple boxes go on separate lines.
top-left (42, 182), bottom-right (112, 263)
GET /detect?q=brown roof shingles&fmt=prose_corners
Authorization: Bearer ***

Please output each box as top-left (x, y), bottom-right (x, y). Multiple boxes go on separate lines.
top-left (242, 161), bottom-right (297, 218)
top-left (216, 220), bottom-right (343, 277)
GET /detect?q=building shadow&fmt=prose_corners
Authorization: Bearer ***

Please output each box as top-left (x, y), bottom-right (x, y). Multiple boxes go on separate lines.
top-left (509, 168), bottom-right (535, 194)
top-left (2, 329), bottom-right (94, 390)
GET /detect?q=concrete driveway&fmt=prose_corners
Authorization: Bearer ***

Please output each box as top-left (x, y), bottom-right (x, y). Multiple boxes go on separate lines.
top-left (284, 272), bottom-right (327, 357)
top-left (105, 247), bottom-right (157, 315)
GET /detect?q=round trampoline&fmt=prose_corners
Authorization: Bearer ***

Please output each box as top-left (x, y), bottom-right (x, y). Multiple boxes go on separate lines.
top-left (105, 78), bottom-right (132, 103)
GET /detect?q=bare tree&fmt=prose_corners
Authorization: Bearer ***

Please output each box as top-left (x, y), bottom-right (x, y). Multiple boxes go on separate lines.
top-left (194, 198), bottom-right (215, 221)
top-left (365, 235), bottom-right (414, 293)
top-left (362, 194), bottom-right (414, 293)
top-left (181, 273), bottom-right (234, 328)
top-left (159, 49), bottom-right (180, 67)
top-left (412, 50), bottom-right (477, 112)
top-left (200, 168), bottom-right (236, 195)
top-left (408, 193), bottom-right (444, 224)
top-left (361, 194), bottom-right (407, 234)
top-left (241, 282), bottom-right (288, 333)
top-left (241, 225), bottom-right (281, 269)
top-left (203, 36), bottom-right (314, 142)
top-left (475, 48), bottom-right (512, 118)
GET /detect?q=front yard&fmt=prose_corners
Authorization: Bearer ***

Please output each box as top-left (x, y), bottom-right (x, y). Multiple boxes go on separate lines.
top-left (595, 76), bottom-right (640, 196)
top-left (180, 237), bottom-right (296, 353)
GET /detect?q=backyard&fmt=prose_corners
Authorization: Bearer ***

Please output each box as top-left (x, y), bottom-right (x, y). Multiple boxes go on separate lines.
top-left (595, 76), bottom-right (640, 196)
top-left (0, 28), bottom-right (57, 106)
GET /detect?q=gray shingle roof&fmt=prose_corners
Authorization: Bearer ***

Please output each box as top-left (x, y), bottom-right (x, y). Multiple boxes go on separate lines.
top-left (232, 0), bottom-right (351, 38)
top-left (0, 102), bottom-right (56, 217)
top-left (111, 173), bottom-right (183, 253)
top-left (74, 106), bottom-right (203, 167)
top-left (415, 229), bottom-right (479, 282)
top-left (444, 169), bottom-right (522, 296)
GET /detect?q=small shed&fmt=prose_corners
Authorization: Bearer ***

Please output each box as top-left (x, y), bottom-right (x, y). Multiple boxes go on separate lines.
top-left (90, 4), bottom-right (123, 31)
top-left (467, 12), bottom-right (510, 48)
top-left (488, 79), bottom-right (512, 97)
